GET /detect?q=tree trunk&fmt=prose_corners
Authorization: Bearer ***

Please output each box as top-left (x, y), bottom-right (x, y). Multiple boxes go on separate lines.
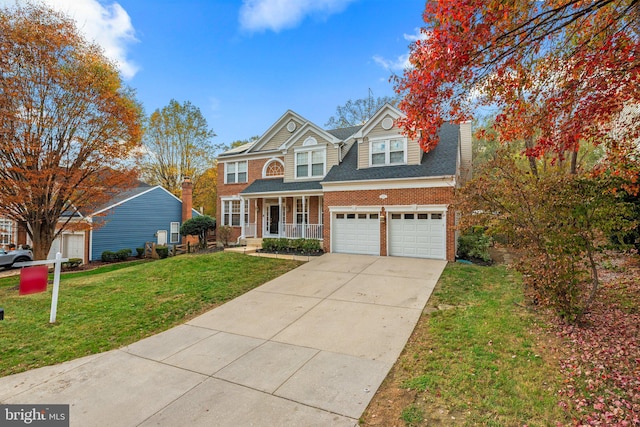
top-left (30, 221), bottom-right (56, 261)
top-left (570, 150), bottom-right (578, 174)
top-left (524, 136), bottom-right (538, 177)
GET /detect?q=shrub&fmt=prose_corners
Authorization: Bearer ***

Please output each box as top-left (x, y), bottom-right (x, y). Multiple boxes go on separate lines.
top-left (155, 245), bottom-right (169, 259)
top-left (181, 215), bottom-right (216, 248)
top-left (62, 258), bottom-right (82, 269)
top-left (457, 227), bottom-right (492, 263)
top-left (116, 248), bottom-right (131, 261)
top-left (217, 225), bottom-right (232, 247)
top-left (101, 251), bottom-right (117, 262)
top-left (260, 238), bottom-right (322, 253)
top-left (136, 247), bottom-right (144, 258)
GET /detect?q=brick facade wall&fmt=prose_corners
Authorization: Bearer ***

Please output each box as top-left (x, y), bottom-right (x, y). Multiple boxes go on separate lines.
top-left (323, 186), bottom-right (456, 261)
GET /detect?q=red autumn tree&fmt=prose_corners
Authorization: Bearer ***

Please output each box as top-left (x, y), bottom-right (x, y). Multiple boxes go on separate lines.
top-left (395, 0), bottom-right (639, 174)
top-left (0, 3), bottom-right (143, 260)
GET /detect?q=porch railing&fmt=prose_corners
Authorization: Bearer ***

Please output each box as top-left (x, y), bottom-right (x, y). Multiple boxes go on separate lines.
top-left (282, 223), bottom-right (323, 240)
top-left (243, 223), bottom-right (257, 238)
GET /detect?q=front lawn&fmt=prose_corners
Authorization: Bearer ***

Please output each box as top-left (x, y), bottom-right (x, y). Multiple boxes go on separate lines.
top-left (362, 263), bottom-right (573, 426)
top-left (0, 252), bottom-right (302, 377)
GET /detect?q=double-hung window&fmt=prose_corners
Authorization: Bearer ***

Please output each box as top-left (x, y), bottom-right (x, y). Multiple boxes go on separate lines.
top-left (225, 161), bottom-right (247, 183)
top-left (370, 138), bottom-right (406, 166)
top-left (170, 222), bottom-right (180, 243)
top-left (295, 198), bottom-right (309, 225)
top-left (222, 199), bottom-right (249, 226)
top-left (295, 149), bottom-right (325, 178)
top-left (0, 218), bottom-right (13, 245)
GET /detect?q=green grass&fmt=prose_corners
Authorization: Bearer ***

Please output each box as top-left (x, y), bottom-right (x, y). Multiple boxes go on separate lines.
top-left (0, 252), bottom-right (302, 377)
top-left (398, 264), bottom-right (572, 426)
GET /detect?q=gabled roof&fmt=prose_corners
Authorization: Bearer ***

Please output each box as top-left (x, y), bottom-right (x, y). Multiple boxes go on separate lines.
top-left (247, 110), bottom-right (309, 153)
top-left (278, 121), bottom-right (342, 151)
top-left (322, 123), bottom-right (460, 183)
top-left (352, 103), bottom-right (404, 138)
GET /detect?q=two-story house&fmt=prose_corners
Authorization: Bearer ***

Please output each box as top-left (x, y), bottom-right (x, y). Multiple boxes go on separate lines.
top-left (216, 104), bottom-right (471, 261)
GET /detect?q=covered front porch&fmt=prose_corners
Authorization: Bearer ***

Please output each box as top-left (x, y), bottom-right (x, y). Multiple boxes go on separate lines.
top-left (241, 194), bottom-right (323, 240)
top-left (239, 179), bottom-right (324, 241)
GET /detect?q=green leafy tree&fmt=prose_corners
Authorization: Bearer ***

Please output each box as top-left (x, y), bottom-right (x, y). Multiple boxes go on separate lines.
top-left (180, 215), bottom-right (216, 247)
top-left (140, 99), bottom-right (216, 197)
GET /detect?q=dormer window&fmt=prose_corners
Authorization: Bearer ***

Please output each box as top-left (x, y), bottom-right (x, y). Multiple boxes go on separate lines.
top-left (295, 147), bottom-right (325, 179)
top-left (370, 137), bottom-right (407, 166)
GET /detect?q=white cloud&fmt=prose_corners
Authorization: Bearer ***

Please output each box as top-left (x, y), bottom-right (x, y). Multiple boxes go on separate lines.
top-left (0, 0), bottom-right (139, 79)
top-left (373, 54), bottom-right (410, 73)
top-left (239, 0), bottom-right (357, 33)
top-left (403, 27), bottom-right (429, 42)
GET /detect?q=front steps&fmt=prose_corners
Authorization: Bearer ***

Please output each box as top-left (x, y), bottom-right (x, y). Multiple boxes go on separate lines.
top-left (225, 237), bottom-right (262, 254)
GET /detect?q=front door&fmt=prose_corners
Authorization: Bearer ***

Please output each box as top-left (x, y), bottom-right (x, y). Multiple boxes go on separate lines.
top-left (269, 205), bottom-right (280, 235)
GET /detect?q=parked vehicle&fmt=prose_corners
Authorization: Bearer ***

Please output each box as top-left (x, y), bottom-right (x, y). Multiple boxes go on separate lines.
top-left (0, 248), bottom-right (33, 268)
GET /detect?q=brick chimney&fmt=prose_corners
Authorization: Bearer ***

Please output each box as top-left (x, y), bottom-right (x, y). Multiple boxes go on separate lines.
top-left (181, 176), bottom-right (193, 223)
top-left (181, 177), bottom-right (198, 245)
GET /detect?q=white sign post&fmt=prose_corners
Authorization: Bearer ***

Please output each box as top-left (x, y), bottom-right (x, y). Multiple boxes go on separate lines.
top-left (15, 252), bottom-right (68, 323)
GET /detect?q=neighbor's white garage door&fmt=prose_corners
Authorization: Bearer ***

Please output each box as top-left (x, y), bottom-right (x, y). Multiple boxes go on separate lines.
top-left (63, 234), bottom-right (84, 260)
top-left (389, 212), bottom-right (446, 259)
top-left (333, 212), bottom-right (380, 255)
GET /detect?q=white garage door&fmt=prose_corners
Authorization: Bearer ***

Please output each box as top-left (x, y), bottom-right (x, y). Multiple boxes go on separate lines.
top-left (389, 212), bottom-right (446, 259)
top-left (63, 234), bottom-right (84, 260)
top-left (333, 213), bottom-right (380, 255)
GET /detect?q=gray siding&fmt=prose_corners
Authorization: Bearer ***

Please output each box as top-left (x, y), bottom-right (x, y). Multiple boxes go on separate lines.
top-left (91, 187), bottom-right (183, 260)
top-left (358, 116), bottom-right (421, 168)
top-left (260, 118), bottom-right (304, 151)
top-left (284, 130), bottom-right (335, 183)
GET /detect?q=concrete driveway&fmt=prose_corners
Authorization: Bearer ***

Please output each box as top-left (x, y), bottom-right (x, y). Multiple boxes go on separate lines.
top-left (0, 253), bottom-right (446, 426)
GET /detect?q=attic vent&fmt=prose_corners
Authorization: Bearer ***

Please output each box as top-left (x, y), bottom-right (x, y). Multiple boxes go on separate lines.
top-left (381, 117), bottom-right (394, 130)
top-left (287, 121), bottom-right (296, 132)
top-left (303, 136), bottom-right (317, 146)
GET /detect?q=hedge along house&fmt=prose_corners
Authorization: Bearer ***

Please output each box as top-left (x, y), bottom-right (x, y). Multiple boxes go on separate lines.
top-left (217, 104), bottom-right (472, 261)
top-left (48, 179), bottom-right (199, 263)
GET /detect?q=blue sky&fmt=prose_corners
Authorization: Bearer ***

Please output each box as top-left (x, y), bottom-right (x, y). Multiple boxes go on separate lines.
top-left (2, 0), bottom-right (428, 147)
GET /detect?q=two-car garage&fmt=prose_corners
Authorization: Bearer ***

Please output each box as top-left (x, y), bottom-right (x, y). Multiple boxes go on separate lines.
top-left (331, 208), bottom-right (447, 260)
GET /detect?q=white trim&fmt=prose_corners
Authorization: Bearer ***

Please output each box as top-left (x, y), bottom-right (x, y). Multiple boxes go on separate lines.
top-left (384, 204), bottom-right (449, 212)
top-left (248, 110), bottom-right (308, 152)
top-left (368, 136), bottom-right (407, 167)
top-left (329, 206), bottom-right (383, 213)
top-left (294, 146), bottom-right (326, 179)
top-left (321, 176), bottom-right (456, 191)
top-left (221, 196), bottom-right (242, 227)
top-left (352, 104), bottom-right (404, 138)
top-left (241, 188), bottom-right (323, 198)
top-left (219, 149), bottom-right (283, 161)
top-left (224, 160), bottom-right (248, 184)
top-left (261, 157), bottom-right (285, 178)
top-left (279, 122), bottom-right (341, 151)
top-left (170, 222), bottom-right (180, 243)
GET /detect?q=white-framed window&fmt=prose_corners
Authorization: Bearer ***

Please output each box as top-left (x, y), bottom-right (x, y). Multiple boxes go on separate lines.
top-left (170, 222), bottom-right (180, 243)
top-left (295, 198), bottom-right (309, 225)
top-left (370, 137), bottom-right (406, 166)
top-left (225, 161), bottom-right (248, 184)
top-left (0, 218), bottom-right (13, 245)
top-left (263, 159), bottom-right (284, 178)
top-left (295, 148), bottom-right (325, 179)
top-left (222, 199), bottom-right (249, 226)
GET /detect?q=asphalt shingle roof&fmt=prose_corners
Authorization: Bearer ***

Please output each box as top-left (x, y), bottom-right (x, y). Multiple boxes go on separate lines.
top-left (326, 125), bottom-right (363, 140)
top-left (241, 178), bottom-right (323, 194)
top-left (322, 123), bottom-right (459, 183)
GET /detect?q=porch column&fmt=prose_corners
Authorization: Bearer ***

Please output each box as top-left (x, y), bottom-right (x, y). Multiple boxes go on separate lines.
top-left (278, 196), bottom-right (282, 238)
top-left (239, 196), bottom-right (245, 239)
top-left (302, 195), bottom-right (306, 238)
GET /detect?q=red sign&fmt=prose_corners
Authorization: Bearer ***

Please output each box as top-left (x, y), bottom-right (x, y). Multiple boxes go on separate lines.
top-left (19, 266), bottom-right (49, 295)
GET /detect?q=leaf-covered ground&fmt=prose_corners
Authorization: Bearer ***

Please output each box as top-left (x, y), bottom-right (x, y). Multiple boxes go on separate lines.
top-left (555, 255), bottom-right (640, 426)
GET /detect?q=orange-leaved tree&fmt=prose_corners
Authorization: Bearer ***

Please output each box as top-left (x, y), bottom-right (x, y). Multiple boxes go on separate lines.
top-left (0, 3), bottom-right (143, 260)
top-left (395, 0), bottom-right (639, 175)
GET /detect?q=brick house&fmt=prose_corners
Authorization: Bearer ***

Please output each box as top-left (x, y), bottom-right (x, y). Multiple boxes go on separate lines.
top-left (216, 104), bottom-right (472, 261)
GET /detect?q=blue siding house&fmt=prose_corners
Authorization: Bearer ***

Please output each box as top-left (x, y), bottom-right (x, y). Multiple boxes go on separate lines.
top-left (50, 180), bottom-right (199, 263)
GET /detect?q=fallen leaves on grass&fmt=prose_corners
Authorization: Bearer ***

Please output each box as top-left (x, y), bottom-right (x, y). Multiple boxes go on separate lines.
top-left (555, 255), bottom-right (640, 426)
